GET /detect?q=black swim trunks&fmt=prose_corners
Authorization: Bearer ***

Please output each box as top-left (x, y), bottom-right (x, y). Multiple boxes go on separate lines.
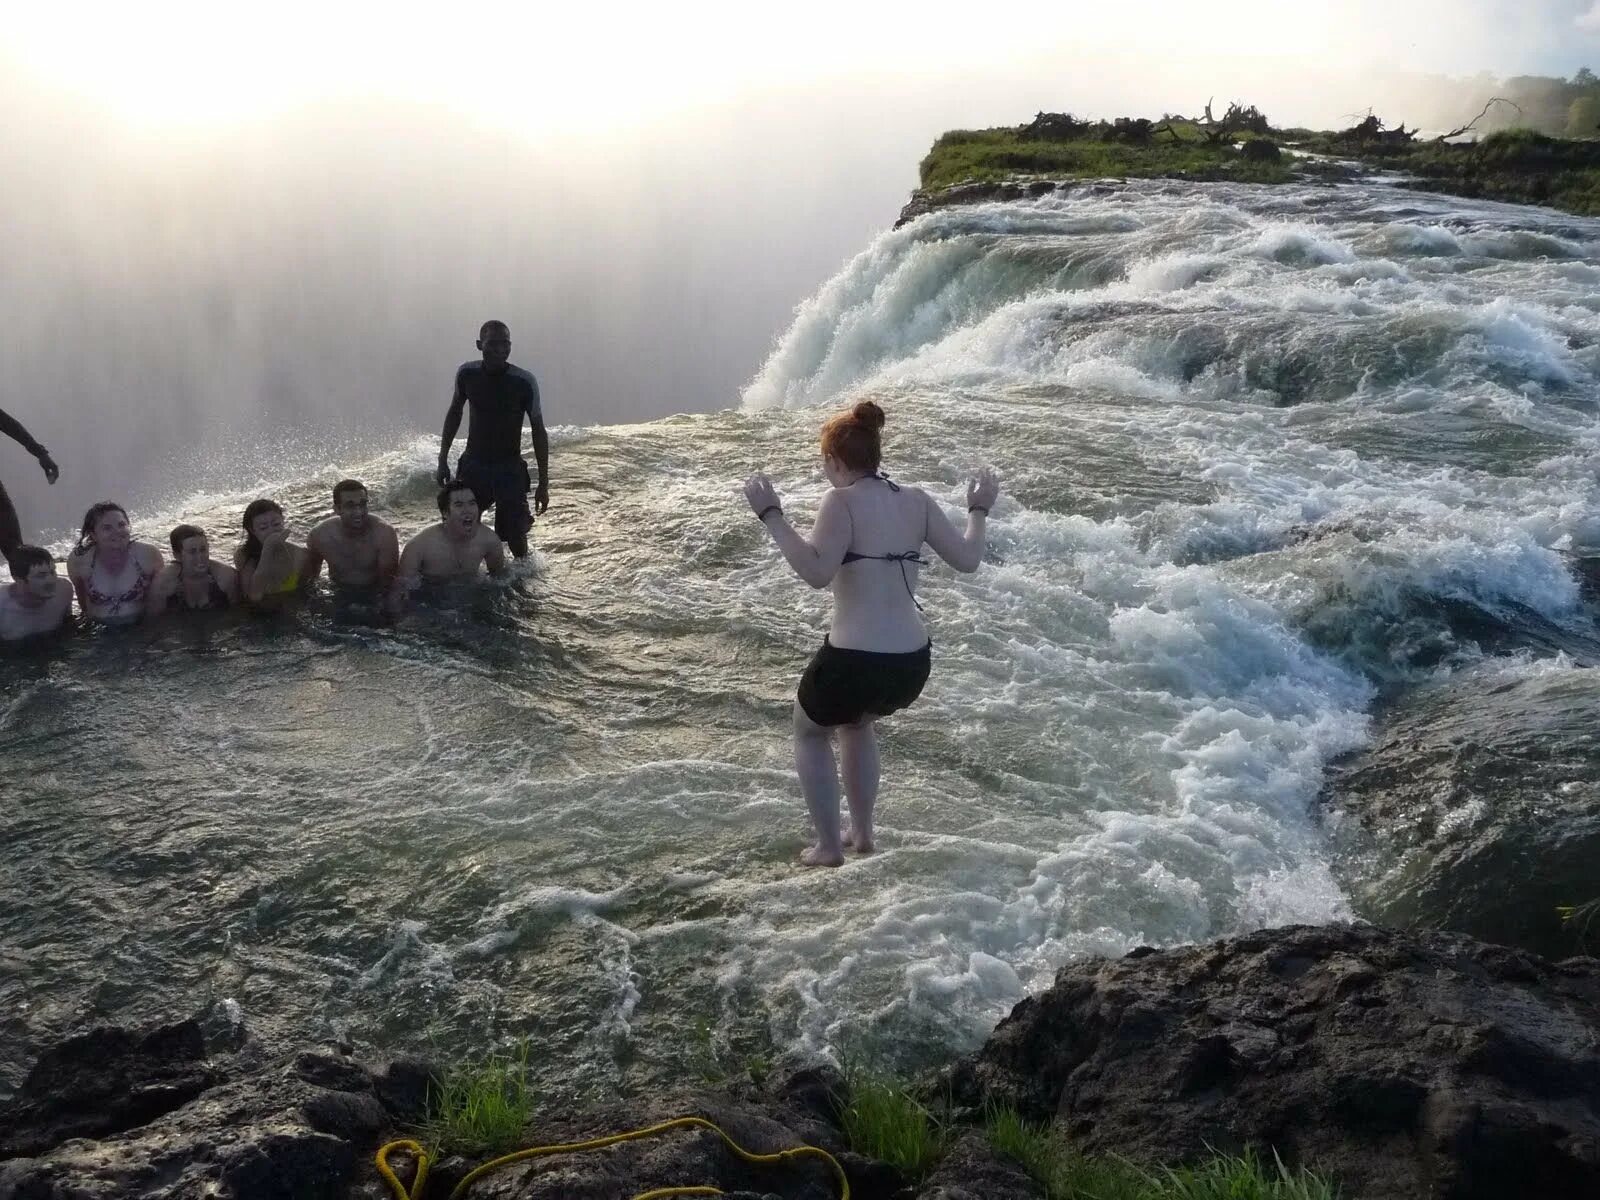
top-left (456, 455), bottom-right (532, 545)
top-left (797, 637), bottom-right (932, 727)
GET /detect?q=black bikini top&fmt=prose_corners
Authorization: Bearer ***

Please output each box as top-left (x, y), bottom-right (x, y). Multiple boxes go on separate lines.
top-left (841, 473), bottom-right (927, 609)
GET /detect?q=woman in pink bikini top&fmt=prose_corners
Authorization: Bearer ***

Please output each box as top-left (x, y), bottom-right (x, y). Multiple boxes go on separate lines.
top-left (65, 502), bottom-right (164, 624)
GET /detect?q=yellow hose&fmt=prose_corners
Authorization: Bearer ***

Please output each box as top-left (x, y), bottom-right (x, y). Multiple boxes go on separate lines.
top-left (374, 1114), bottom-right (850, 1200)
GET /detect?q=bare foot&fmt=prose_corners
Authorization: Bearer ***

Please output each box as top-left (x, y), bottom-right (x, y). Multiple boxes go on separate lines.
top-left (841, 825), bottom-right (875, 854)
top-left (800, 844), bottom-right (846, 867)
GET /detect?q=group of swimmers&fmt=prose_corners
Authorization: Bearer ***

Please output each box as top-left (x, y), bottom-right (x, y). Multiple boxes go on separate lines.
top-left (0, 320), bottom-right (549, 643)
top-left (0, 476), bottom-right (518, 640)
top-left (4, 319), bottom-right (1003, 868)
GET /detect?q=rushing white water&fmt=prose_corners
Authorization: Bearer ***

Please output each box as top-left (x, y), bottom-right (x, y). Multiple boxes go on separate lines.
top-left (4, 177), bottom-right (1598, 1099)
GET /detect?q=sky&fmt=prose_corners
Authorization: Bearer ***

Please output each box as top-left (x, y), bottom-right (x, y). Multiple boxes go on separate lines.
top-left (6, 0), bottom-right (1600, 533)
top-left (7, 1), bottom-right (1600, 137)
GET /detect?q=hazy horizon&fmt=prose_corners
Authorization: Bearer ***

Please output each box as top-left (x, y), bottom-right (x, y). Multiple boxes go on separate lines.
top-left (7, 1), bottom-right (1600, 532)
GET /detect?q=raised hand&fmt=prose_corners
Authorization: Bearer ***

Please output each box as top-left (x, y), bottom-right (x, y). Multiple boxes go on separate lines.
top-left (743, 473), bottom-right (782, 520)
top-left (967, 466), bottom-right (1000, 513)
top-left (37, 452), bottom-right (59, 485)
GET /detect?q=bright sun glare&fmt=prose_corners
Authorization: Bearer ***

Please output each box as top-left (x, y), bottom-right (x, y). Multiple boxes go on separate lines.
top-left (5, 0), bottom-right (1072, 133)
top-left (6, 1), bottom-right (1582, 135)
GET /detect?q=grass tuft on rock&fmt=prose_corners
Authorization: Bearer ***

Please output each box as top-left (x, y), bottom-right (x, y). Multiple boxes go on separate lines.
top-left (417, 1041), bottom-right (534, 1157)
top-left (985, 1105), bottom-right (1338, 1200)
top-left (838, 1066), bottom-right (950, 1180)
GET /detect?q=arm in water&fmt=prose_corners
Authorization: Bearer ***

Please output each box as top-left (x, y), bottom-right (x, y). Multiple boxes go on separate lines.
top-left (0, 407), bottom-right (58, 483)
top-left (376, 523), bottom-right (401, 591)
top-left (527, 382), bottom-right (549, 514)
top-left (742, 474), bottom-right (851, 589)
top-left (483, 527), bottom-right (509, 576)
top-left (245, 533), bottom-right (298, 602)
top-left (922, 467), bottom-right (1000, 573)
top-left (388, 533), bottom-right (426, 614)
top-left (436, 377), bottom-right (466, 486)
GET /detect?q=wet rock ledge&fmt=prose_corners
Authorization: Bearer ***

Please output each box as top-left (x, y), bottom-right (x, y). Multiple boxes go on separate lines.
top-left (3, 923), bottom-right (1597, 1199)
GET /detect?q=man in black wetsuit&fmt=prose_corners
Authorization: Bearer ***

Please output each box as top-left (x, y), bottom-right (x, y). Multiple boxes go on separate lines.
top-left (1, 407), bottom-right (59, 571)
top-left (435, 320), bottom-right (548, 559)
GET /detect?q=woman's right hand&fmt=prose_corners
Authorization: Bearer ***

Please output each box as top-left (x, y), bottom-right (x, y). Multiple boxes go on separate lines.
top-left (967, 467), bottom-right (1000, 513)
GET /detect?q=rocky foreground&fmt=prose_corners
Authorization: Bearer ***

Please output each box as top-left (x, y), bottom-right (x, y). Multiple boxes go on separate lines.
top-left (2, 924), bottom-right (1596, 1199)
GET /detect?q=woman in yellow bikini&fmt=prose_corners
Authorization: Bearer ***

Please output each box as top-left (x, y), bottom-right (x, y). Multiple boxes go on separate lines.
top-left (235, 499), bottom-right (314, 605)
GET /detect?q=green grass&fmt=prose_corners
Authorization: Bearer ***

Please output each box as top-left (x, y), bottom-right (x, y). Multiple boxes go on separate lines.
top-left (1558, 897), bottom-right (1600, 951)
top-left (416, 1041), bottom-right (535, 1157)
top-left (915, 116), bottom-right (1600, 217)
top-left (837, 1066), bottom-right (951, 1180)
top-left (918, 126), bottom-right (1293, 191)
top-left (690, 1017), bottom-right (774, 1089)
top-left (985, 1106), bottom-right (1339, 1200)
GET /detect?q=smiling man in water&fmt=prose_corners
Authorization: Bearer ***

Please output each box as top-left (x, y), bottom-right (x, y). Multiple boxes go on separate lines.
top-left (304, 479), bottom-right (399, 591)
top-left (0, 546), bottom-right (73, 641)
top-left (393, 482), bottom-right (507, 607)
top-left (435, 320), bottom-right (548, 559)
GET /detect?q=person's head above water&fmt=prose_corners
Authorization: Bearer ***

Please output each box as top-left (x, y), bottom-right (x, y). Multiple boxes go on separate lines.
top-left (437, 480), bottom-right (480, 534)
top-left (332, 480), bottom-right (368, 532)
top-left (9, 545), bottom-right (55, 597)
top-left (477, 320), bottom-right (511, 372)
top-left (169, 524), bottom-right (211, 571)
top-left (820, 400), bottom-right (886, 485)
top-left (75, 502), bottom-right (131, 555)
top-left (240, 499), bottom-right (285, 564)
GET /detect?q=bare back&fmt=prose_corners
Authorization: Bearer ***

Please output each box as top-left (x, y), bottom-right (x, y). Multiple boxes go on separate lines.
top-left (829, 478), bottom-right (932, 653)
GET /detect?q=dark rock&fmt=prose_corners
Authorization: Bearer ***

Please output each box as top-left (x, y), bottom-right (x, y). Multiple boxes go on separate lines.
top-left (836, 1149), bottom-right (906, 1197)
top-left (947, 923), bottom-right (1600, 1199)
top-left (215, 1130), bottom-right (354, 1200)
top-left (373, 1057), bottom-right (438, 1122)
top-left (1240, 139), bottom-right (1282, 162)
top-left (293, 1050), bottom-right (373, 1093)
top-left (0, 1015), bottom-right (395, 1198)
top-left (1325, 666), bottom-right (1600, 958)
top-left (916, 1132), bottom-right (1045, 1199)
top-left (895, 182), bottom-right (1069, 228)
top-left (300, 1089), bottom-right (389, 1143)
top-left (0, 1018), bottom-right (219, 1158)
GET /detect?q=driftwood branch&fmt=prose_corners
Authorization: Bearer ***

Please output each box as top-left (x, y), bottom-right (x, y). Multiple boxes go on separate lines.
top-left (1436, 97), bottom-right (1524, 141)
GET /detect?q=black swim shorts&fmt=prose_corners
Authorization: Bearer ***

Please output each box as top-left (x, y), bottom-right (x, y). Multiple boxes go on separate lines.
top-left (456, 456), bottom-right (532, 544)
top-left (797, 637), bottom-right (932, 727)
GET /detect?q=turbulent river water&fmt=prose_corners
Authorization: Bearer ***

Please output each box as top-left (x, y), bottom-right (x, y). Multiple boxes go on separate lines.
top-left (4, 177), bottom-right (1599, 1101)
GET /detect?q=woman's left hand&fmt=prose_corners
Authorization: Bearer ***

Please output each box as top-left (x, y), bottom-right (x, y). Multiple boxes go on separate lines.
top-left (743, 473), bottom-right (781, 519)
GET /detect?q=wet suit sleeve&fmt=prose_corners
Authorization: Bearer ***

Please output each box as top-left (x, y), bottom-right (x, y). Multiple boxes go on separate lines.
top-left (0, 408), bottom-right (46, 457)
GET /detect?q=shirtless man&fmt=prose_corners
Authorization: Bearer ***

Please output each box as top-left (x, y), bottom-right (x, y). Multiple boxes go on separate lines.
top-left (1, 407), bottom-right (59, 570)
top-left (0, 546), bottom-right (73, 641)
top-left (393, 482), bottom-right (506, 604)
top-left (304, 479), bottom-right (399, 590)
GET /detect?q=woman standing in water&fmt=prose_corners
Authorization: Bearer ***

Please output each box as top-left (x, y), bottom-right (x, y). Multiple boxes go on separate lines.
top-left (744, 401), bottom-right (999, 866)
top-left (65, 502), bottom-right (164, 624)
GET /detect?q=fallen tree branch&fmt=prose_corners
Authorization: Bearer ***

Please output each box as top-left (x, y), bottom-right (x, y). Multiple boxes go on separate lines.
top-left (1436, 97), bottom-right (1524, 141)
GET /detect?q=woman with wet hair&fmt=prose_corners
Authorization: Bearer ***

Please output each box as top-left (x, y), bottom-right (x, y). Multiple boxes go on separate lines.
top-left (65, 502), bottom-right (164, 623)
top-left (744, 400), bottom-right (1000, 866)
top-left (147, 524), bottom-right (239, 616)
top-left (235, 499), bottom-right (314, 605)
